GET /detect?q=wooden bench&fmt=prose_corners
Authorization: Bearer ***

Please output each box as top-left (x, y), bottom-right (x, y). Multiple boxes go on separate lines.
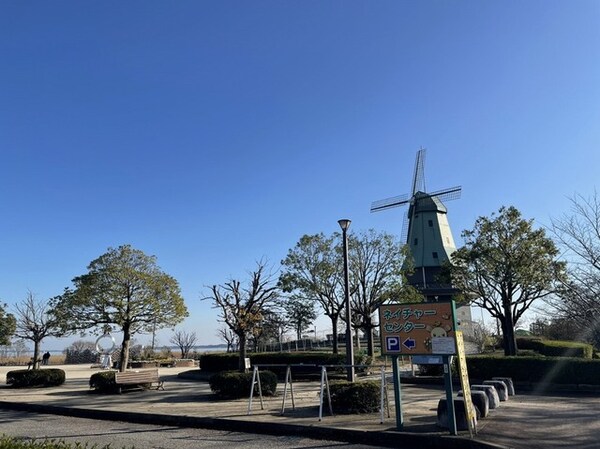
top-left (114, 369), bottom-right (164, 394)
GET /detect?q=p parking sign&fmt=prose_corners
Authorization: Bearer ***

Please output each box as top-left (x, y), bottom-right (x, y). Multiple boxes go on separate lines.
top-left (386, 336), bottom-right (401, 352)
top-left (379, 302), bottom-right (457, 356)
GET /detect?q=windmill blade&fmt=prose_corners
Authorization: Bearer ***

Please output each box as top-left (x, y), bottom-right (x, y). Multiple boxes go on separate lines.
top-left (428, 185), bottom-right (462, 202)
top-left (401, 210), bottom-right (410, 244)
top-left (370, 193), bottom-right (410, 212)
top-left (411, 148), bottom-right (426, 195)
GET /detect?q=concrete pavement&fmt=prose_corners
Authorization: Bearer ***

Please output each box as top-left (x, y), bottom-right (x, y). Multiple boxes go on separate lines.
top-left (0, 364), bottom-right (598, 449)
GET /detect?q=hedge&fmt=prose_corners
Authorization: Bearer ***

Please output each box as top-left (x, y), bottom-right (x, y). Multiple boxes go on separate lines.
top-left (208, 370), bottom-right (277, 398)
top-left (466, 356), bottom-right (600, 385)
top-left (516, 337), bottom-right (593, 359)
top-left (199, 351), bottom-right (370, 376)
top-left (199, 353), bottom-right (240, 372)
top-left (6, 369), bottom-right (65, 388)
top-left (329, 380), bottom-right (380, 414)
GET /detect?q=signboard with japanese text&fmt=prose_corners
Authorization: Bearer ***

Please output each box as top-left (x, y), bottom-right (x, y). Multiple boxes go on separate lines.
top-left (379, 302), bottom-right (457, 356)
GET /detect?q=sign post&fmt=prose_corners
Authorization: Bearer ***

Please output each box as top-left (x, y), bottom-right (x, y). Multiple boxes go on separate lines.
top-left (391, 355), bottom-right (403, 430)
top-left (455, 330), bottom-right (477, 436)
top-left (379, 301), bottom-right (458, 434)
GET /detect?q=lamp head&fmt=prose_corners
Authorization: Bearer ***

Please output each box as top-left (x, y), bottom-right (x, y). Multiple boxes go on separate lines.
top-left (338, 219), bottom-right (351, 231)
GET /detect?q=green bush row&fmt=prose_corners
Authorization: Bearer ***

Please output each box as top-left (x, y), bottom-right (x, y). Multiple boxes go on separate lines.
top-left (208, 370), bottom-right (277, 398)
top-left (199, 352), bottom-right (370, 375)
top-left (516, 337), bottom-right (593, 358)
top-left (6, 369), bottom-right (65, 388)
top-left (466, 355), bottom-right (600, 385)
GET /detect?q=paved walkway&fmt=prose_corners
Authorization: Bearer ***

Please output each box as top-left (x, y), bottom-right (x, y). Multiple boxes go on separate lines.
top-left (0, 365), bottom-right (598, 449)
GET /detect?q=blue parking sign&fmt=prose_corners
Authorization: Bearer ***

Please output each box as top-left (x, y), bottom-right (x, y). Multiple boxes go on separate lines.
top-left (386, 336), bottom-right (401, 352)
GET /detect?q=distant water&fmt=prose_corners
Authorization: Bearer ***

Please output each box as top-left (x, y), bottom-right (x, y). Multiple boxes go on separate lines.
top-left (26, 345), bottom-right (228, 356)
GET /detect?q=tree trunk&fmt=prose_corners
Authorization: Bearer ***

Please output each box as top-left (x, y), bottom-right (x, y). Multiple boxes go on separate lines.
top-left (119, 324), bottom-right (132, 372)
top-left (238, 332), bottom-right (247, 372)
top-left (501, 303), bottom-right (518, 356)
top-left (366, 324), bottom-right (375, 357)
top-left (331, 317), bottom-right (339, 354)
top-left (32, 340), bottom-right (41, 370)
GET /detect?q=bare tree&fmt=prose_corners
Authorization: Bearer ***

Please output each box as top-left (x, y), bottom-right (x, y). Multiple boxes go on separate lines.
top-left (170, 329), bottom-right (198, 358)
top-left (205, 261), bottom-right (279, 371)
top-left (470, 320), bottom-right (494, 353)
top-left (68, 340), bottom-right (96, 352)
top-left (551, 191), bottom-right (600, 347)
top-left (216, 326), bottom-right (237, 352)
top-left (14, 291), bottom-right (63, 369)
top-left (12, 339), bottom-right (29, 358)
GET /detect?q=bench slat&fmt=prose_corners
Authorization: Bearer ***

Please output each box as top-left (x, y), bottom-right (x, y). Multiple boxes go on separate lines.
top-left (114, 369), bottom-right (164, 393)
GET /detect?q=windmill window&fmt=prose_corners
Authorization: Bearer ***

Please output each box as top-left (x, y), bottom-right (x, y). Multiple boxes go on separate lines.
top-left (414, 238), bottom-right (418, 245)
top-left (428, 220), bottom-right (433, 227)
top-left (432, 252), bottom-right (439, 259)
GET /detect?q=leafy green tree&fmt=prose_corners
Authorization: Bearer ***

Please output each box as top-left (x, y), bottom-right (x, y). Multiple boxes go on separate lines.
top-left (348, 229), bottom-right (422, 357)
top-left (14, 291), bottom-right (63, 369)
top-left (0, 303), bottom-right (16, 346)
top-left (451, 206), bottom-right (565, 355)
top-left (284, 295), bottom-right (318, 341)
top-left (51, 244), bottom-right (188, 371)
top-left (206, 260), bottom-right (279, 372)
top-left (280, 233), bottom-right (345, 353)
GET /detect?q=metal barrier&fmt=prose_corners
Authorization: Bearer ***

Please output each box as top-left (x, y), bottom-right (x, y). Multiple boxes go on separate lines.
top-left (247, 363), bottom-right (390, 424)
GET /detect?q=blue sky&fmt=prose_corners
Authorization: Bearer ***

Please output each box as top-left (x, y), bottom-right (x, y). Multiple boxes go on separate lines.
top-left (1, 1), bottom-right (599, 349)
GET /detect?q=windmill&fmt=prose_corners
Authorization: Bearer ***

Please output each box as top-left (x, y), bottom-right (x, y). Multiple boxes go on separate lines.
top-left (371, 148), bottom-right (461, 301)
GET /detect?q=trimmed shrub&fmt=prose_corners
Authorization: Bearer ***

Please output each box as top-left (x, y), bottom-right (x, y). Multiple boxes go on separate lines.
top-left (515, 337), bottom-right (544, 352)
top-left (329, 380), bottom-right (379, 414)
top-left (6, 369), bottom-right (65, 388)
top-left (209, 370), bottom-right (277, 398)
top-left (516, 337), bottom-right (593, 359)
top-left (538, 340), bottom-right (593, 359)
top-left (89, 371), bottom-right (118, 393)
top-left (516, 349), bottom-right (540, 357)
top-left (417, 364), bottom-right (444, 376)
top-left (467, 356), bottom-right (600, 385)
top-left (199, 353), bottom-right (239, 372)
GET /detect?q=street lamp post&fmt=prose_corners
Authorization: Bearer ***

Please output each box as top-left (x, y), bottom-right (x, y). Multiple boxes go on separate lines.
top-left (338, 218), bottom-right (355, 382)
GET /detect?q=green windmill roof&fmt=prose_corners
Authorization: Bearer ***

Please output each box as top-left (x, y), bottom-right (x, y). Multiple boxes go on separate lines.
top-left (411, 191), bottom-right (448, 214)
